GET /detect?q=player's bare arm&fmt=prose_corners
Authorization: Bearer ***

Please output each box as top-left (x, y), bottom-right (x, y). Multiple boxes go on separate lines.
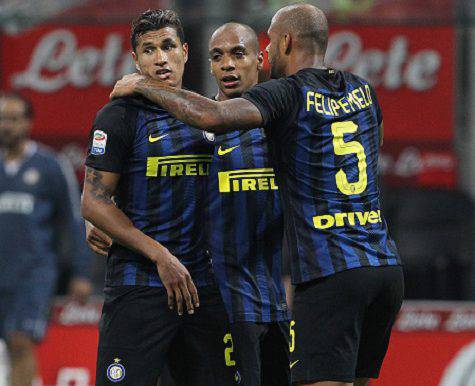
top-left (81, 166), bottom-right (199, 315)
top-left (110, 73), bottom-right (263, 132)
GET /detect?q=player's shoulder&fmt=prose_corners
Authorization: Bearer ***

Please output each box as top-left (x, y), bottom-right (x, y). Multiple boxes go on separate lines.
top-left (341, 70), bottom-right (374, 89)
top-left (95, 97), bottom-right (139, 122)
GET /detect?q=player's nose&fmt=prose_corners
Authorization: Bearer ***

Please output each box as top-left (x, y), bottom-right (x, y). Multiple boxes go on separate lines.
top-left (221, 54), bottom-right (235, 71)
top-left (153, 50), bottom-right (168, 66)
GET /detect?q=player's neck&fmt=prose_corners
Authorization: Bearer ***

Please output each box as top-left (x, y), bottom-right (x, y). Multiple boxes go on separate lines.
top-left (216, 91), bottom-right (229, 102)
top-left (288, 53), bottom-right (325, 75)
top-left (3, 140), bottom-right (28, 162)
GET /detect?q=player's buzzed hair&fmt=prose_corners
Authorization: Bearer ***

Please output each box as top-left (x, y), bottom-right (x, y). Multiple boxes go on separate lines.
top-left (273, 3), bottom-right (328, 54)
top-left (131, 9), bottom-right (185, 52)
top-left (210, 22), bottom-right (260, 53)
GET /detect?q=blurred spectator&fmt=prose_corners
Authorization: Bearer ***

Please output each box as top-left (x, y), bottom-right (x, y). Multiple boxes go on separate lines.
top-left (0, 91), bottom-right (93, 386)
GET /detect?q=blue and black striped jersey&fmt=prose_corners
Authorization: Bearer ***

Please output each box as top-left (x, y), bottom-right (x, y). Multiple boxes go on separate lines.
top-left (86, 96), bottom-right (214, 288)
top-left (243, 69), bottom-right (401, 285)
top-left (206, 129), bottom-right (288, 323)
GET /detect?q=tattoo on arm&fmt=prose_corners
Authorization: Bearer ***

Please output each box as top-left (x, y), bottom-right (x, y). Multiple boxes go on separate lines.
top-left (85, 168), bottom-right (115, 205)
top-left (137, 79), bottom-right (261, 132)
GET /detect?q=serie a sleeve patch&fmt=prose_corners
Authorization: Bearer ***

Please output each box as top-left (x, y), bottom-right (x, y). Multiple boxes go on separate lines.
top-left (91, 130), bottom-right (108, 155)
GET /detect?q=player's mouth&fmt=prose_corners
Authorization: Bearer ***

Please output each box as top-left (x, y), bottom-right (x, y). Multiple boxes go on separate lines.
top-left (221, 74), bottom-right (240, 88)
top-left (155, 68), bottom-right (172, 81)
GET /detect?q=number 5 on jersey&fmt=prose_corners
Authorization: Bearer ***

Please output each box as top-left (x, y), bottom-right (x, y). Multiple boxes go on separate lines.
top-left (331, 121), bottom-right (368, 195)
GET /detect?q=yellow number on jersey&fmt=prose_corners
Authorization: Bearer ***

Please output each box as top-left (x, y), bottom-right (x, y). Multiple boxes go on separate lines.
top-left (289, 320), bottom-right (296, 353)
top-left (331, 121), bottom-right (368, 195)
top-left (223, 333), bottom-right (236, 367)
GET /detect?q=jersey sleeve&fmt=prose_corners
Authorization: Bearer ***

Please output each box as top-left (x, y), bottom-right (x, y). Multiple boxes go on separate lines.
top-left (242, 77), bottom-right (301, 132)
top-left (85, 101), bottom-right (136, 173)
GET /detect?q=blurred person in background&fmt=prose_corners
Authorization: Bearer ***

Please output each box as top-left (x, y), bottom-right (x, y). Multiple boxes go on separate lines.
top-left (0, 91), bottom-right (93, 386)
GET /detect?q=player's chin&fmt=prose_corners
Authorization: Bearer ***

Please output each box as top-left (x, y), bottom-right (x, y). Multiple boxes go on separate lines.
top-left (221, 86), bottom-right (244, 99)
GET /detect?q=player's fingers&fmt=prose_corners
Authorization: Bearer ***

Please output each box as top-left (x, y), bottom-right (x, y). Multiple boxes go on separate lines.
top-left (89, 238), bottom-right (110, 253)
top-left (164, 284), bottom-right (174, 310)
top-left (173, 286), bottom-right (184, 316)
top-left (91, 229), bottom-right (113, 246)
top-left (90, 236), bottom-right (111, 249)
top-left (180, 280), bottom-right (194, 315)
top-left (92, 245), bottom-right (109, 257)
top-left (109, 88), bottom-right (120, 99)
top-left (186, 275), bottom-right (200, 308)
top-left (86, 240), bottom-right (108, 257)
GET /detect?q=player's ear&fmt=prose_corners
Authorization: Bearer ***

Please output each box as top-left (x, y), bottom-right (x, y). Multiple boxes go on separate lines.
top-left (182, 42), bottom-right (189, 64)
top-left (283, 33), bottom-right (292, 55)
top-left (257, 51), bottom-right (264, 71)
top-left (132, 51), bottom-right (141, 73)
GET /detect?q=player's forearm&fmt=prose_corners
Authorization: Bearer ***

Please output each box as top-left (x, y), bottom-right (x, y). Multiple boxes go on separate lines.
top-left (135, 79), bottom-right (226, 131)
top-left (81, 197), bottom-right (167, 263)
top-left (135, 79), bottom-right (257, 132)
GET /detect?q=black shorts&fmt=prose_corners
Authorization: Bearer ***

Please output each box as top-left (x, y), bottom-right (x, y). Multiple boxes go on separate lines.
top-left (291, 265), bottom-right (404, 384)
top-left (229, 321), bottom-right (290, 386)
top-left (95, 285), bottom-right (233, 386)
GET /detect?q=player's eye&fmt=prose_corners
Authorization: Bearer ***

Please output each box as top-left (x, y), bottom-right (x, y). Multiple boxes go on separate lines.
top-left (235, 51), bottom-right (245, 59)
top-left (163, 43), bottom-right (176, 51)
top-left (212, 54), bottom-right (222, 61)
top-left (143, 47), bottom-right (154, 54)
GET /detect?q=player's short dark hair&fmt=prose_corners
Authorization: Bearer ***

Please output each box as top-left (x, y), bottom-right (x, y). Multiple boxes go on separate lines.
top-left (0, 91), bottom-right (33, 118)
top-left (131, 9), bottom-right (185, 52)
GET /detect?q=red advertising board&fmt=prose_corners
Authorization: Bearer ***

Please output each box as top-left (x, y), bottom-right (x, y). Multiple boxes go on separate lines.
top-left (1, 24), bottom-right (456, 186)
top-left (0, 24), bottom-right (133, 141)
top-left (26, 301), bottom-right (475, 386)
top-left (327, 26), bottom-right (454, 143)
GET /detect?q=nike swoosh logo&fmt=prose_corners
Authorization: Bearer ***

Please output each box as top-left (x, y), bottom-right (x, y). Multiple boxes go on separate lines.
top-left (217, 145), bottom-right (240, 156)
top-left (290, 360), bottom-right (300, 369)
top-left (149, 134), bottom-right (169, 142)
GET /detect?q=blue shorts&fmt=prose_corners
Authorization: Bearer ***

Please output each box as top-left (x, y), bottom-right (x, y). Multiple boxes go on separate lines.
top-left (0, 267), bottom-right (57, 342)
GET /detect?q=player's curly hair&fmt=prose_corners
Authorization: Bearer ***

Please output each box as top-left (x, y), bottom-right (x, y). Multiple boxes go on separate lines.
top-left (131, 9), bottom-right (185, 52)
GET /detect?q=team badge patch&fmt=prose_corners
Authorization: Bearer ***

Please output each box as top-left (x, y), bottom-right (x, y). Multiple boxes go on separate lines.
top-left (23, 168), bottom-right (40, 185)
top-left (91, 130), bottom-right (107, 155)
top-left (203, 131), bottom-right (215, 142)
top-left (107, 358), bottom-right (125, 382)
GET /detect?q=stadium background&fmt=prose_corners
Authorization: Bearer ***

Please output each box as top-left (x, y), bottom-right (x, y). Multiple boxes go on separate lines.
top-left (0, 0), bottom-right (475, 384)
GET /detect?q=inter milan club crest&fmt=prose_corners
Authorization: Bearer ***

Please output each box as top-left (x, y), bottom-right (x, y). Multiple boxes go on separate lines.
top-left (107, 358), bottom-right (125, 382)
top-left (203, 131), bottom-right (216, 143)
